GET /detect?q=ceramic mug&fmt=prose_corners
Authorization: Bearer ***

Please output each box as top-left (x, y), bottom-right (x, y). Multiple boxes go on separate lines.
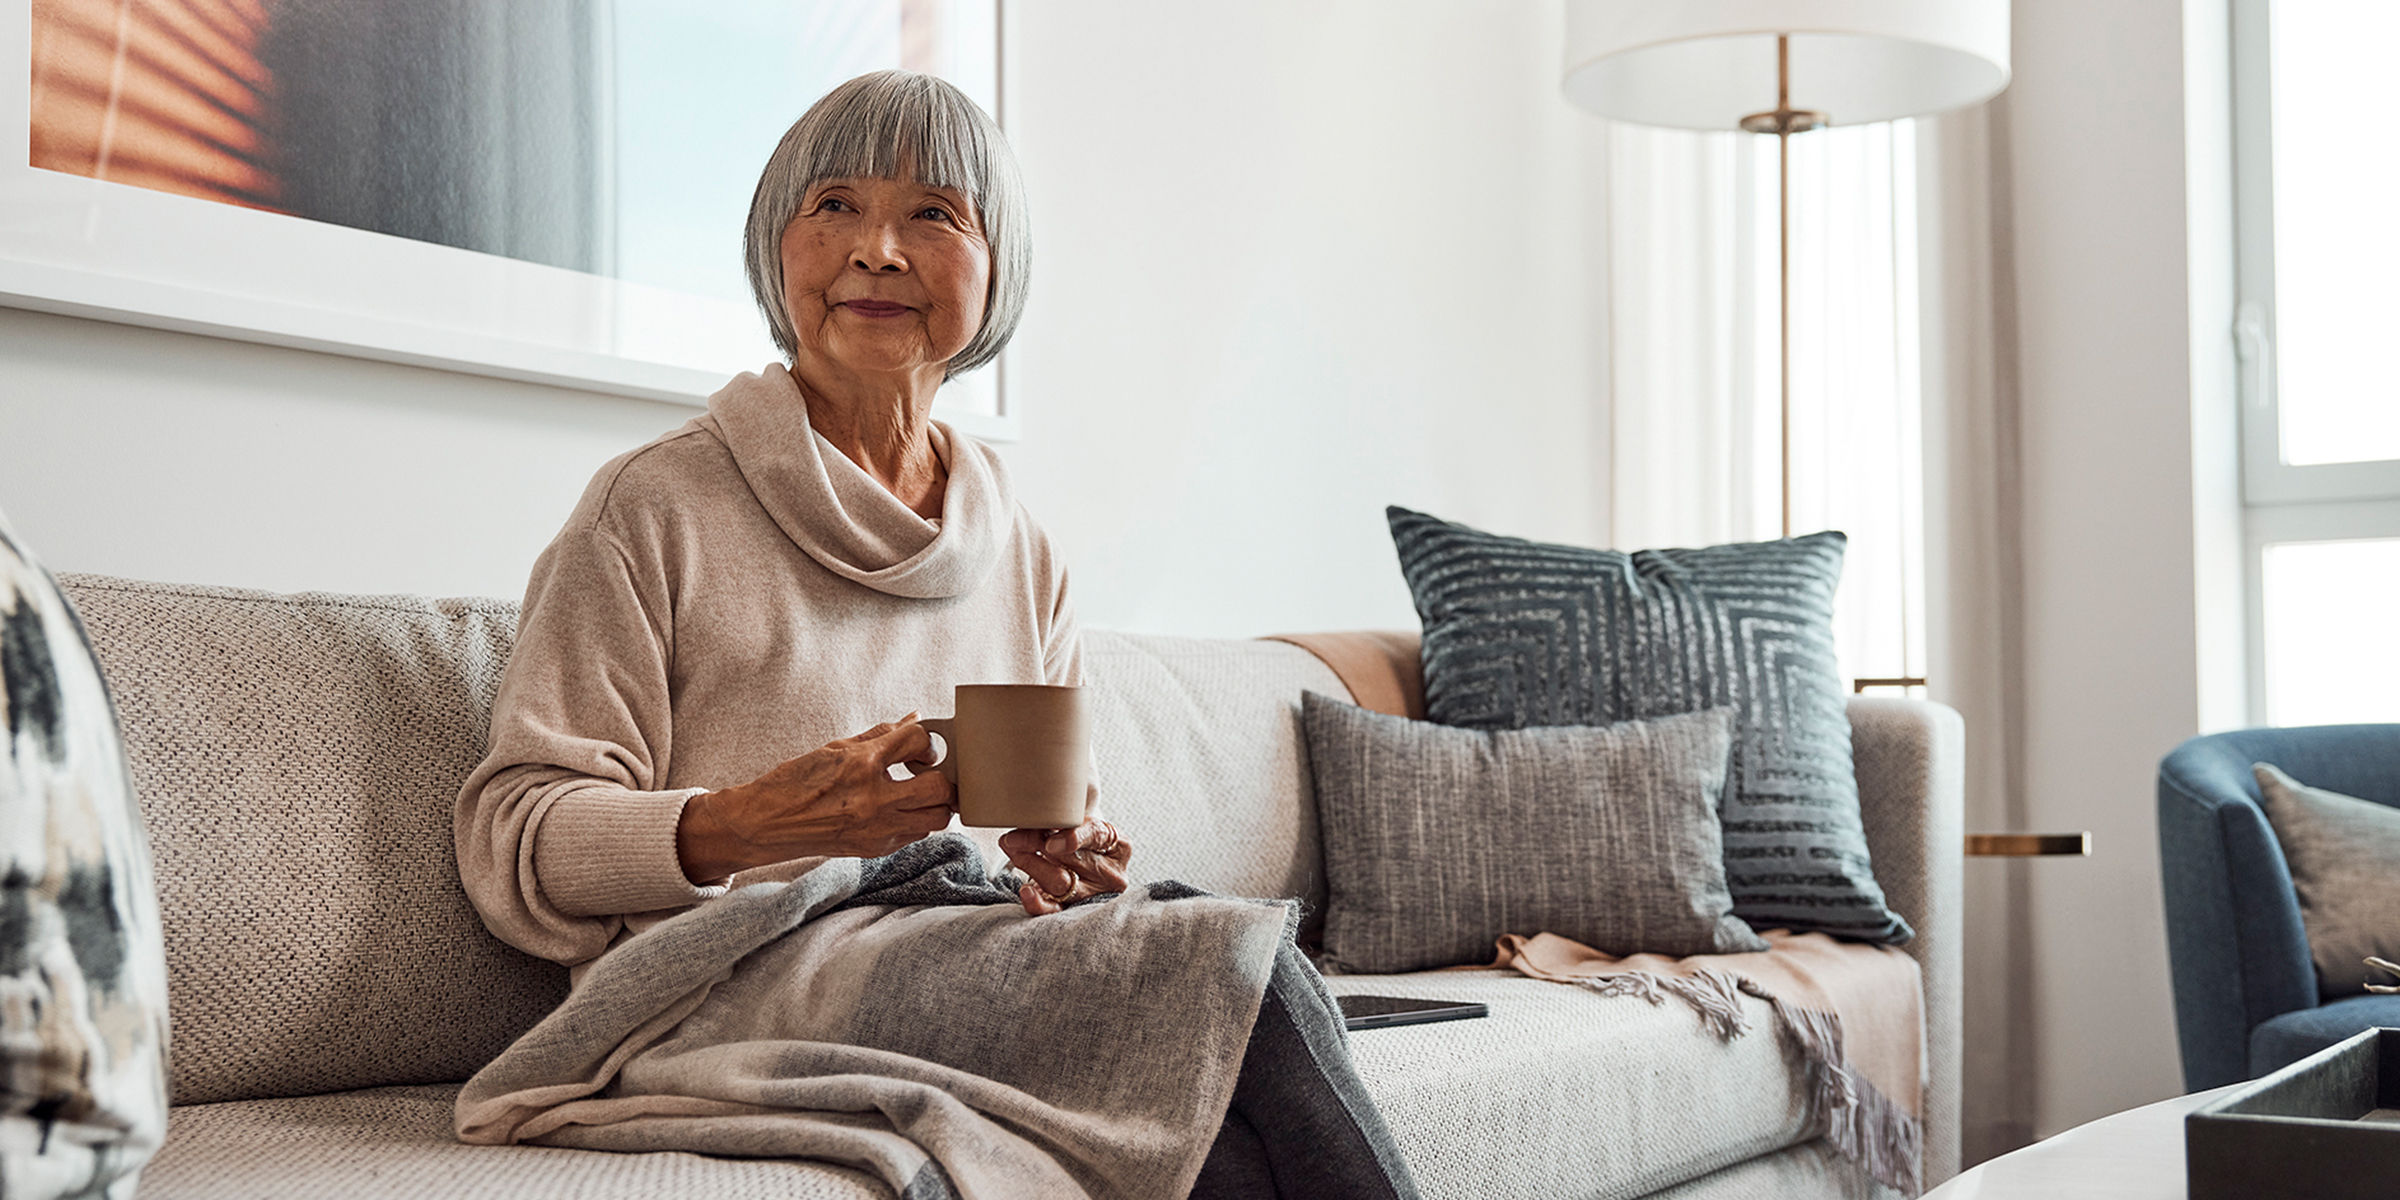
top-left (914, 684), bottom-right (1091, 829)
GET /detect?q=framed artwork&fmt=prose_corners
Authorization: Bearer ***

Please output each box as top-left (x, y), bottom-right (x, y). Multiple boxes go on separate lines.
top-left (2, 0), bottom-right (1013, 438)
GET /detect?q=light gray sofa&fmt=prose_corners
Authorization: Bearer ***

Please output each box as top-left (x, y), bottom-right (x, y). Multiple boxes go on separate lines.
top-left (57, 572), bottom-right (1962, 1200)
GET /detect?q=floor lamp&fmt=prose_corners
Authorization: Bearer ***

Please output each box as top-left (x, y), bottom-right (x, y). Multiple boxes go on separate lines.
top-left (1560, 1), bottom-right (2012, 542)
top-left (1560, 8), bottom-right (2077, 889)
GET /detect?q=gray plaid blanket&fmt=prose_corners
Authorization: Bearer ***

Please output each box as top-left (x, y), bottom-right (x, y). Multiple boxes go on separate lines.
top-left (454, 834), bottom-right (1297, 1199)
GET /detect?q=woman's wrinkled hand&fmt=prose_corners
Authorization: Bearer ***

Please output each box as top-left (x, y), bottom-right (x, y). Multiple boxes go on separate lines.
top-left (677, 714), bottom-right (954, 884)
top-left (1000, 817), bottom-right (1132, 916)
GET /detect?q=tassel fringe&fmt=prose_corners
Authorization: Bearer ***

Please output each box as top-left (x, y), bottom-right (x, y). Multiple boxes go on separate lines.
top-left (1574, 968), bottom-right (1753, 1040)
top-left (1581, 972), bottom-right (1922, 1195)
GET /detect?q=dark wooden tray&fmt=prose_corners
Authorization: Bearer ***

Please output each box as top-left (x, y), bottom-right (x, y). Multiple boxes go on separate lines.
top-left (2187, 1027), bottom-right (2400, 1200)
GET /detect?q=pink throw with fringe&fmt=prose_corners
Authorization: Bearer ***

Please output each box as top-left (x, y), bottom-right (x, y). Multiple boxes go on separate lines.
top-left (1479, 929), bottom-right (1924, 1194)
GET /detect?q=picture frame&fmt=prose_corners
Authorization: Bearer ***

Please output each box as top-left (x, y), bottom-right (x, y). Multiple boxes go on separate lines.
top-left (0, 0), bottom-right (1014, 440)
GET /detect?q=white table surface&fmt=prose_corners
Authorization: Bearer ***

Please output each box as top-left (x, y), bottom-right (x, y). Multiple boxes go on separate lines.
top-left (1924, 1086), bottom-right (2238, 1199)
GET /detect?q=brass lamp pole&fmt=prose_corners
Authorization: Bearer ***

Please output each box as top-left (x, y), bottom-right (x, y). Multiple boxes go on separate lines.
top-left (1738, 37), bottom-right (1929, 693)
top-left (1736, 35), bottom-right (1823, 540)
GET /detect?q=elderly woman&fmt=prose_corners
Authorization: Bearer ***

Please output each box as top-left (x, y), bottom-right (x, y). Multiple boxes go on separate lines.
top-left (454, 71), bottom-right (1415, 1200)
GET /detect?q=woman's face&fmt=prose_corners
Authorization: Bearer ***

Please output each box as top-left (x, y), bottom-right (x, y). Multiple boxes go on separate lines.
top-left (778, 173), bottom-right (991, 384)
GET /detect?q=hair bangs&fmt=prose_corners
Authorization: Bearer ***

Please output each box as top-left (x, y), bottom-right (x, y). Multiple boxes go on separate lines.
top-left (797, 78), bottom-right (989, 206)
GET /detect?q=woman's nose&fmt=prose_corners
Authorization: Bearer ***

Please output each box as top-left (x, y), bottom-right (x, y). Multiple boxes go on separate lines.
top-left (851, 222), bottom-right (907, 273)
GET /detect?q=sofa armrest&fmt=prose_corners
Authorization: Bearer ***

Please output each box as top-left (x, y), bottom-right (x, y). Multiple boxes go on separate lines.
top-left (1847, 695), bottom-right (1965, 1186)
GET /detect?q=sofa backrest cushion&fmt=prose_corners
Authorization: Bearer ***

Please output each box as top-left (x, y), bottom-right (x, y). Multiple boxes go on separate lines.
top-left (1080, 632), bottom-right (1344, 945)
top-left (57, 575), bottom-right (1347, 1105)
top-left (58, 574), bottom-right (569, 1106)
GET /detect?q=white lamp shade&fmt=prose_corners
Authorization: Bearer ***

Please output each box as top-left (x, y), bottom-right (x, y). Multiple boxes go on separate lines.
top-left (1562, 0), bottom-right (2011, 130)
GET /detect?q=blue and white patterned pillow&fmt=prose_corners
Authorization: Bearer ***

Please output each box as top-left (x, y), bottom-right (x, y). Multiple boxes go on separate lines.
top-left (1386, 505), bottom-right (1910, 945)
top-left (1, 510), bottom-right (170, 1198)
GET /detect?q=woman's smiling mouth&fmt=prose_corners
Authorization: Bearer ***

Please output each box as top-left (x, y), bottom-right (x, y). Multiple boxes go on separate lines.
top-left (841, 300), bottom-right (911, 318)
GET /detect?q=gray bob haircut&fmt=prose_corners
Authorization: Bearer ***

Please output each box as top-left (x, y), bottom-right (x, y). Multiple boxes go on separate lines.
top-left (744, 70), bottom-right (1030, 380)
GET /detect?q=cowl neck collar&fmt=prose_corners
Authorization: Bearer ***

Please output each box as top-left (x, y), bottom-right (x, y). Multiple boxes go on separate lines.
top-left (703, 364), bottom-right (1014, 599)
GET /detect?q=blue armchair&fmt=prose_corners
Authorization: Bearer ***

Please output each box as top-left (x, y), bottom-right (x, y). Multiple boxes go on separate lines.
top-left (2157, 724), bottom-right (2400, 1090)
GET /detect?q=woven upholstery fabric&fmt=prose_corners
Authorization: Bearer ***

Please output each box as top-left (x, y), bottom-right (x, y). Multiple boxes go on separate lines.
top-left (1080, 632), bottom-right (1345, 945)
top-left (1385, 506), bottom-right (1910, 946)
top-left (2254, 762), bottom-right (2400, 997)
top-left (1847, 696), bottom-right (1963, 1186)
top-left (2, 524), bottom-right (171, 1198)
top-left (142, 1086), bottom-right (883, 1199)
top-left (55, 575), bottom-right (570, 1106)
top-left (1649, 1139), bottom-right (1900, 1200)
top-left (1323, 944), bottom-right (1912, 1200)
top-left (1302, 693), bottom-right (1764, 972)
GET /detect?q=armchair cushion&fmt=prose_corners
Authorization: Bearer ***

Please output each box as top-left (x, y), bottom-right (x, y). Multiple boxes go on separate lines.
top-left (2248, 994), bottom-right (2400, 1077)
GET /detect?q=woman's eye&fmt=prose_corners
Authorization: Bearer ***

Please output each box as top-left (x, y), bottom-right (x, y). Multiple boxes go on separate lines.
top-left (920, 206), bottom-right (954, 222)
top-left (819, 197), bottom-right (851, 213)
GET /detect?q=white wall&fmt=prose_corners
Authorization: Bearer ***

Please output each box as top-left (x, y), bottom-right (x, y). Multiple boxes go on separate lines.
top-left (2006, 0), bottom-right (2239, 1136)
top-left (1002, 0), bottom-right (1606, 635)
top-left (0, 307), bottom-right (682, 598)
top-left (0, 0), bottom-right (1605, 638)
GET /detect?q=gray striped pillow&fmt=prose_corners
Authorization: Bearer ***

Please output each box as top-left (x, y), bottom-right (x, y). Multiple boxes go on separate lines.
top-left (1385, 506), bottom-right (1910, 945)
top-left (1301, 691), bottom-right (1765, 973)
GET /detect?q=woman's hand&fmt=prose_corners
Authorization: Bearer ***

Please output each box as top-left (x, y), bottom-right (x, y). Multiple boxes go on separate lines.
top-left (999, 818), bottom-right (1132, 916)
top-left (677, 715), bottom-right (954, 884)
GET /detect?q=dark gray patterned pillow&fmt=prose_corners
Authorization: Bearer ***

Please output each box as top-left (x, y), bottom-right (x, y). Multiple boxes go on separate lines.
top-left (1385, 505), bottom-right (1909, 944)
top-left (1301, 691), bottom-right (1765, 973)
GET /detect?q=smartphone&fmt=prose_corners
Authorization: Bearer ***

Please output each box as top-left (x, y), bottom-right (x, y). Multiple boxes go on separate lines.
top-left (1337, 994), bottom-right (1490, 1032)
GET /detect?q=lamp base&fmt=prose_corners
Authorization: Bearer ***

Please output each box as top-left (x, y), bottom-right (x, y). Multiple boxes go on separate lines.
top-left (1739, 107), bottom-right (1828, 135)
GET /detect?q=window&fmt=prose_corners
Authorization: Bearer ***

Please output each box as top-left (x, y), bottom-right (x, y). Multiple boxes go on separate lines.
top-left (1602, 120), bottom-right (1926, 696)
top-left (2233, 0), bottom-right (2400, 724)
top-left (2258, 539), bottom-right (2400, 725)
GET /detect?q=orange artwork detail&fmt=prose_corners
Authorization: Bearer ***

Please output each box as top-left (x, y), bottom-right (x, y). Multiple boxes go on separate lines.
top-left (28, 0), bottom-right (283, 212)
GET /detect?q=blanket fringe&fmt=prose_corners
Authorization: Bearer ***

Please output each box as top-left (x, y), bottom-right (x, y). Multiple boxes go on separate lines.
top-left (1829, 1060), bottom-right (1922, 1197)
top-left (1574, 968), bottom-right (1753, 1040)
top-left (1725, 977), bottom-right (1920, 1196)
top-left (1581, 971), bottom-right (1920, 1194)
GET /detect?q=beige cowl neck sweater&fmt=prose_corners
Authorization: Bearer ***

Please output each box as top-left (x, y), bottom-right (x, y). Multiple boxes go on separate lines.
top-left (456, 364), bottom-right (1083, 969)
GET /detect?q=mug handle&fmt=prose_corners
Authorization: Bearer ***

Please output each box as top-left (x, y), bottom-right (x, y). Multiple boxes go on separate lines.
top-left (911, 716), bottom-right (960, 784)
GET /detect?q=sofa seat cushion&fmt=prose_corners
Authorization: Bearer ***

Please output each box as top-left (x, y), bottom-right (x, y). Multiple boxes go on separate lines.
top-left (141, 1086), bottom-right (883, 1200)
top-left (1326, 959), bottom-right (1907, 1200)
top-left (1650, 1138), bottom-right (1900, 1200)
top-left (2249, 996), bottom-right (2400, 1077)
top-left (144, 960), bottom-right (1918, 1200)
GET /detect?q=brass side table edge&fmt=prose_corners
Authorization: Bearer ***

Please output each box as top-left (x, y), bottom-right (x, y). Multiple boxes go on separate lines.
top-left (1964, 833), bottom-right (2092, 857)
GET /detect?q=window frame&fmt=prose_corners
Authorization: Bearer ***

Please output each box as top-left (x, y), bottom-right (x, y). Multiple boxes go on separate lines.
top-left (2232, 0), bottom-right (2400, 504)
top-left (2232, 0), bottom-right (2400, 725)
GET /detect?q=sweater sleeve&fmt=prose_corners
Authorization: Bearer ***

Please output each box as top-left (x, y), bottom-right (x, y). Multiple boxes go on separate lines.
top-left (1036, 560), bottom-right (1109, 823)
top-left (454, 513), bottom-right (717, 967)
top-left (1041, 563), bottom-right (1087, 690)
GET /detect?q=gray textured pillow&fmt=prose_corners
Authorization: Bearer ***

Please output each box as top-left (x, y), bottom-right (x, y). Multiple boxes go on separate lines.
top-left (2254, 762), bottom-right (2400, 997)
top-left (1301, 691), bottom-right (1766, 973)
top-left (1385, 505), bottom-right (1910, 945)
